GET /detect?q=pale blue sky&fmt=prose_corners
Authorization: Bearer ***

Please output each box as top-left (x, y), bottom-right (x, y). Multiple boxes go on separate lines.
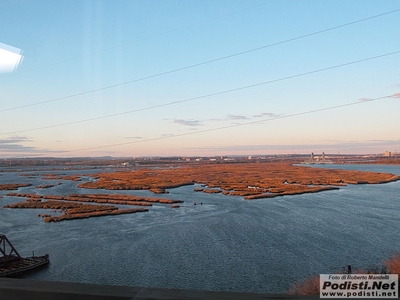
top-left (1, 0), bottom-right (399, 158)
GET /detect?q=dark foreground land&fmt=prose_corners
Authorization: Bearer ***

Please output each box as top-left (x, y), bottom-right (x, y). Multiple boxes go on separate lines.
top-left (0, 278), bottom-right (317, 300)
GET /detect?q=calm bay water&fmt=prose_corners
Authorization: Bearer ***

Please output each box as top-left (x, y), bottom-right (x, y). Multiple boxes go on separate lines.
top-left (1, 164), bottom-right (399, 294)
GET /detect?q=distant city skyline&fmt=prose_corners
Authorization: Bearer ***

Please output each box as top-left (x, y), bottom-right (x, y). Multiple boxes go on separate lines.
top-left (1, 0), bottom-right (399, 158)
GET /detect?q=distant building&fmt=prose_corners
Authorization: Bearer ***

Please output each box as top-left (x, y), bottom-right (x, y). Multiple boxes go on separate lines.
top-left (384, 151), bottom-right (392, 157)
top-left (303, 152), bottom-right (333, 164)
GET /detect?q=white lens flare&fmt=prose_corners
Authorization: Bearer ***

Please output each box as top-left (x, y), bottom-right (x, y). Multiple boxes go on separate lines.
top-left (0, 42), bottom-right (24, 73)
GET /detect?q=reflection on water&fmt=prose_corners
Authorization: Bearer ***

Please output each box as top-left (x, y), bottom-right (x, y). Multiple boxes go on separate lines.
top-left (1, 165), bottom-right (400, 293)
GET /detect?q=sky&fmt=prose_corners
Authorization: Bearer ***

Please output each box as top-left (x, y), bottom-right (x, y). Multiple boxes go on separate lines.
top-left (1, 0), bottom-right (400, 158)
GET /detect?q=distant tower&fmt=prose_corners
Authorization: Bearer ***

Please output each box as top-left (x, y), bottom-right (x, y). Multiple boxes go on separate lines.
top-left (311, 152), bottom-right (314, 161)
top-left (322, 152), bottom-right (325, 162)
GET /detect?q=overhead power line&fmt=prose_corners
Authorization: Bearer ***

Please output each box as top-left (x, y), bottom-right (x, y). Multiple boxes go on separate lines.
top-left (1, 8), bottom-right (399, 113)
top-left (57, 94), bottom-right (395, 154)
top-left (2, 49), bottom-right (399, 136)
top-left (6, 2), bottom-right (269, 77)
